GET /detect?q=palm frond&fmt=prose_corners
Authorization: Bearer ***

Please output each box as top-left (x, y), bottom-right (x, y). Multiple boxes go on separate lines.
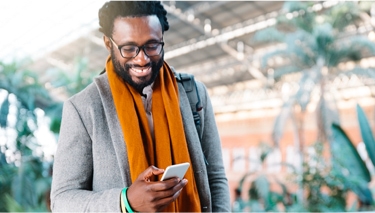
top-left (273, 65), bottom-right (301, 80)
top-left (313, 23), bottom-right (335, 56)
top-left (329, 36), bottom-right (375, 66)
top-left (328, 2), bottom-right (364, 31)
top-left (252, 27), bottom-right (286, 43)
top-left (347, 67), bottom-right (375, 76)
top-left (286, 30), bottom-right (318, 67)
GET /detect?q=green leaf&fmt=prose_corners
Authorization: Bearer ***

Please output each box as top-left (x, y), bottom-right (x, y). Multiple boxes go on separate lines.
top-left (4, 193), bottom-right (25, 212)
top-left (356, 103), bottom-right (375, 167)
top-left (330, 123), bottom-right (371, 182)
top-left (330, 123), bottom-right (373, 204)
top-left (350, 184), bottom-right (373, 205)
top-left (313, 23), bottom-right (334, 55)
top-left (254, 175), bottom-right (271, 207)
top-left (0, 94), bottom-right (9, 128)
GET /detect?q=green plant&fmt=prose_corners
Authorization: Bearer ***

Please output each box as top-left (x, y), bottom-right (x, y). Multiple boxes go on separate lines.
top-left (0, 61), bottom-right (54, 211)
top-left (0, 155), bottom-right (52, 212)
top-left (255, 1), bottom-right (375, 147)
top-left (251, 0), bottom-right (375, 208)
top-left (330, 123), bottom-right (373, 206)
top-left (299, 142), bottom-right (352, 212)
top-left (283, 104), bottom-right (375, 212)
top-left (233, 142), bottom-right (297, 212)
top-left (237, 2), bottom-right (375, 211)
top-left (234, 140), bottom-right (367, 212)
top-left (0, 57), bottom-right (97, 212)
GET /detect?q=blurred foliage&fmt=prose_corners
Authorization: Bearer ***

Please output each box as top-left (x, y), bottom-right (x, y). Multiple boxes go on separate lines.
top-left (234, 130), bottom-right (375, 212)
top-left (0, 61), bottom-right (53, 211)
top-left (0, 57), bottom-right (95, 211)
top-left (232, 142), bottom-right (297, 212)
top-left (253, 1), bottom-right (375, 147)
top-left (357, 104), bottom-right (375, 167)
top-left (234, 1), bottom-right (375, 212)
top-left (44, 57), bottom-right (96, 134)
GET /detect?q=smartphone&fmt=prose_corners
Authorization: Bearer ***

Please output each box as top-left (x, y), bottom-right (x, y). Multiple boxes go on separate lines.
top-left (160, 162), bottom-right (190, 181)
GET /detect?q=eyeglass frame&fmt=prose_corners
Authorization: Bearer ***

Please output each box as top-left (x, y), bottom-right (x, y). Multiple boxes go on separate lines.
top-left (109, 37), bottom-right (164, 59)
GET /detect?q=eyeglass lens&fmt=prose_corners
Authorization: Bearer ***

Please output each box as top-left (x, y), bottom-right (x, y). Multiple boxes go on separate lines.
top-left (120, 43), bottom-right (163, 58)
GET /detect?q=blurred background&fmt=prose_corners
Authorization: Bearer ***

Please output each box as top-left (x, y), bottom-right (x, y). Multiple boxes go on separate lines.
top-left (1, 0), bottom-right (375, 212)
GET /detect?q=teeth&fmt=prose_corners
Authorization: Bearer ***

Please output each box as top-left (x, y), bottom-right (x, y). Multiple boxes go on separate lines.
top-left (131, 67), bottom-right (150, 73)
top-left (132, 68), bottom-right (144, 73)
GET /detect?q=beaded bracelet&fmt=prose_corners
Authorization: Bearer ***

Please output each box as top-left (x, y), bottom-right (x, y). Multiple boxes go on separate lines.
top-left (120, 192), bottom-right (126, 213)
top-left (122, 187), bottom-right (134, 213)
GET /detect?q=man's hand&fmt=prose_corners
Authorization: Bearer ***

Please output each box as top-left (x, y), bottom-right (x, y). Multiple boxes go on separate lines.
top-left (126, 165), bottom-right (188, 212)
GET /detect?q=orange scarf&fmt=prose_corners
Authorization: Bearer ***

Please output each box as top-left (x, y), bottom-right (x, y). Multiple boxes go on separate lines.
top-left (106, 56), bottom-right (201, 212)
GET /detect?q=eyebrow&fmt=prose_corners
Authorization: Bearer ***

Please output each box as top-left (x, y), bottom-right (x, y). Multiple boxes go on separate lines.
top-left (118, 39), bottom-right (162, 47)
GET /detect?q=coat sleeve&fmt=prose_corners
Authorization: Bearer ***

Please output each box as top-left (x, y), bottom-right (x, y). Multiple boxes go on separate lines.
top-left (197, 82), bottom-right (231, 212)
top-left (50, 100), bottom-right (123, 212)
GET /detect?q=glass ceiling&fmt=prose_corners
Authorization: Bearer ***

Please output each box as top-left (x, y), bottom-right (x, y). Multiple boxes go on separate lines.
top-left (2, 1), bottom-right (375, 116)
top-left (0, 0), bottom-right (106, 63)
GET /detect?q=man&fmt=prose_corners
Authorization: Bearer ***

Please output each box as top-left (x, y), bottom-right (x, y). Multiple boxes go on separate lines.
top-left (50, 1), bottom-right (230, 212)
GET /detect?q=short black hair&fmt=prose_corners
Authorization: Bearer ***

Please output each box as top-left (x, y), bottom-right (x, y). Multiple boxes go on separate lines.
top-left (98, 1), bottom-right (169, 37)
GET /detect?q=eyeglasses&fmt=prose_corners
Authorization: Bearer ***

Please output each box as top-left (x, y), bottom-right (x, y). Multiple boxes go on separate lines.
top-left (109, 37), bottom-right (164, 59)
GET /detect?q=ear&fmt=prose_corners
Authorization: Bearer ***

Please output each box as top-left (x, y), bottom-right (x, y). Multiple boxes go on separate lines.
top-left (103, 36), bottom-right (112, 52)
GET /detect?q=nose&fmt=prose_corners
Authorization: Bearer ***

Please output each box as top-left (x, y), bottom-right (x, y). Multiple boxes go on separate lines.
top-left (133, 48), bottom-right (150, 66)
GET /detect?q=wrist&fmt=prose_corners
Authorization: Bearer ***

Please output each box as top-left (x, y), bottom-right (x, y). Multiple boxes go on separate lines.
top-left (122, 187), bottom-right (135, 213)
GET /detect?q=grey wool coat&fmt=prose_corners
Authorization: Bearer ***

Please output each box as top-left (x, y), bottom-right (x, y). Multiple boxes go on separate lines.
top-left (50, 72), bottom-right (231, 212)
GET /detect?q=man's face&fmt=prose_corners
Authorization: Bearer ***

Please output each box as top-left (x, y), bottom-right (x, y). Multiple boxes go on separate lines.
top-left (105, 15), bottom-right (164, 92)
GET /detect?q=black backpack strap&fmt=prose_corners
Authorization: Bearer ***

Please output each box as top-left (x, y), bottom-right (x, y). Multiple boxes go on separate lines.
top-left (174, 72), bottom-right (203, 141)
top-left (173, 69), bottom-right (209, 166)
top-left (178, 73), bottom-right (203, 140)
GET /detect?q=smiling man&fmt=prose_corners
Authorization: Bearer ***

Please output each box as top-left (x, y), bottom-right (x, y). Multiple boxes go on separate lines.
top-left (50, 1), bottom-right (230, 212)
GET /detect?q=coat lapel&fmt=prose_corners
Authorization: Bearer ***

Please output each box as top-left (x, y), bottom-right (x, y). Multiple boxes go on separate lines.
top-left (94, 73), bottom-right (132, 186)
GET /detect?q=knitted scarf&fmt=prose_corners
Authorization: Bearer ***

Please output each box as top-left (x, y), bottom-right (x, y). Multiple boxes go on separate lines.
top-left (106, 56), bottom-right (201, 212)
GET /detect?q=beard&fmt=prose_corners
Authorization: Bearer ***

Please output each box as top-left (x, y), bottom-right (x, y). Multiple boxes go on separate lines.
top-left (111, 48), bottom-right (164, 93)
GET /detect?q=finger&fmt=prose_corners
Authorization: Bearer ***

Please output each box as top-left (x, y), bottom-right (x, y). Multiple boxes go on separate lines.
top-left (150, 177), bottom-right (181, 191)
top-left (154, 188), bottom-right (184, 212)
top-left (142, 165), bottom-right (165, 180)
top-left (151, 178), bottom-right (188, 196)
top-left (150, 165), bottom-right (165, 176)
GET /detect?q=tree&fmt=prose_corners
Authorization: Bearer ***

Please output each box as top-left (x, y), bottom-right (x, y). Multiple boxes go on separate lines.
top-left (252, 1), bottom-right (375, 209)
